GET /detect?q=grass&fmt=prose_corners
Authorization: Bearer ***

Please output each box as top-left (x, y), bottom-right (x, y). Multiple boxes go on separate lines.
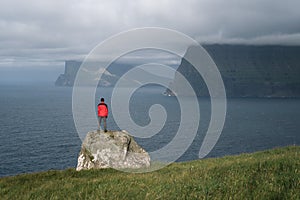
top-left (0, 146), bottom-right (299, 199)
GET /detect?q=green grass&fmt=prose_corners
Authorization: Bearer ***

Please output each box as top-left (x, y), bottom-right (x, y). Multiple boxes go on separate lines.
top-left (0, 146), bottom-right (299, 200)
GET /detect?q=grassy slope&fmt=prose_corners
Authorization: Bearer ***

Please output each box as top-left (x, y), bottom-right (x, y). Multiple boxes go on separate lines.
top-left (0, 146), bottom-right (299, 200)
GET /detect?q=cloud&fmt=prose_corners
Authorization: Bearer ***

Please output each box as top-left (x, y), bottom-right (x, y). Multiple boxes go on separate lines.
top-left (0, 0), bottom-right (300, 69)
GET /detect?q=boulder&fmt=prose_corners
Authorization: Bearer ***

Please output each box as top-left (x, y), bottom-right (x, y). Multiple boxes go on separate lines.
top-left (76, 130), bottom-right (150, 171)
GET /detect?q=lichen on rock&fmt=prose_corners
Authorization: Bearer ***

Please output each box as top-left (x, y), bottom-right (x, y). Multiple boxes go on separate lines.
top-left (76, 130), bottom-right (150, 171)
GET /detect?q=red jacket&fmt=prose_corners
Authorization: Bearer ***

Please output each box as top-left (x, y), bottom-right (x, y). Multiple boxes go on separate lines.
top-left (98, 102), bottom-right (108, 117)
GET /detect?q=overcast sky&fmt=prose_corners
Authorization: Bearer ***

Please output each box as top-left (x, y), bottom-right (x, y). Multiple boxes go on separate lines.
top-left (1, 0), bottom-right (300, 82)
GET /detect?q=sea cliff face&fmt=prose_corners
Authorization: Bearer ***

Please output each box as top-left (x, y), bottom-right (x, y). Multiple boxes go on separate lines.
top-left (170, 45), bottom-right (300, 97)
top-left (55, 60), bottom-right (119, 87)
top-left (56, 45), bottom-right (300, 97)
top-left (55, 61), bottom-right (81, 86)
top-left (55, 60), bottom-right (171, 87)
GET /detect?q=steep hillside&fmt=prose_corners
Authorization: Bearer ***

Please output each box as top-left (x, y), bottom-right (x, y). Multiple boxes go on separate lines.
top-left (171, 45), bottom-right (300, 97)
top-left (56, 45), bottom-right (300, 97)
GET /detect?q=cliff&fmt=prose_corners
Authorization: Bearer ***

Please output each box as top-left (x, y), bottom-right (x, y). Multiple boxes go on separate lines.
top-left (55, 60), bottom-right (171, 87)
top-left (55, 60), bottom-right (120, 87)
top-left (56, 45), bottom-right (300, 97)
top-left (55, 60), bottom-right (81, 86)
top-left (170, 45), bottom-right (300, 97)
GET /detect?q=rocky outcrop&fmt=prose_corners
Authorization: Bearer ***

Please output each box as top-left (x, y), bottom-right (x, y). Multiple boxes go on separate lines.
top-left (76, 130), bottom-right (150, 171)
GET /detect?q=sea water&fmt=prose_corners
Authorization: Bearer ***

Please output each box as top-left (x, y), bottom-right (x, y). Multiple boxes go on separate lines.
top-left (0, 84), bottom-right (299, 177)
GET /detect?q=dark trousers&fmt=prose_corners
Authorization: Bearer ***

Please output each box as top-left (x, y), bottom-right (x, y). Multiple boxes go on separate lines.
top-left (98, 116), bottom-right (107, 131)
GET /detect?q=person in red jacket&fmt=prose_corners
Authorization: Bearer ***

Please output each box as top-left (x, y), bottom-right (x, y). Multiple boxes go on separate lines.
top-left (97, 98), bottom-right (108, 132)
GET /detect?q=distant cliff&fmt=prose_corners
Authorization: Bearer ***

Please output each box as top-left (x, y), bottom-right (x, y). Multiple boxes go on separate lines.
top-left (55, 61), bottom-right (81, 86)
top-left (169, 45), bottom-right (300, 97)
top-left (56, 45), bottom-right (300, 97)
top-left (55, 60), bottom-right (172, 87)
top-left (55, 60), bottom-right (120, 87)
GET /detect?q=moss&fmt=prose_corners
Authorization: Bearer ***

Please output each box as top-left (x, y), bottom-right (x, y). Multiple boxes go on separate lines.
top-left (103, 131), bottom-right (115, 139)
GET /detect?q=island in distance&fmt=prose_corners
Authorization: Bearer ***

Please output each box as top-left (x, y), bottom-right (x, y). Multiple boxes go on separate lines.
top-left (55, 60), bottom-right (172, 88)
top-left (56, 44), bottom-right (300, 98)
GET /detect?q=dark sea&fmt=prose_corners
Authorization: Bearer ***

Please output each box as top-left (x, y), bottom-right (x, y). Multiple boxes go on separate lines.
top-left (0, 84), bottom-right (299, 177)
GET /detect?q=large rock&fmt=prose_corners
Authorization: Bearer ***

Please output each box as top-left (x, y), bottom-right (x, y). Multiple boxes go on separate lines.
top-left (76, 130), bottom-right (150, 171)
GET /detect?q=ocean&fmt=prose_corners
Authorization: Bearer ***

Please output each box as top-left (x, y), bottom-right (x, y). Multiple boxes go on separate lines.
top-left (0, 84), bottom-right (299, 177)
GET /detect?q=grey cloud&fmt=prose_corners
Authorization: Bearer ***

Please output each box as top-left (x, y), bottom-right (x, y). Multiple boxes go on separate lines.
top-left (0, 0), bottom-right (300, 70)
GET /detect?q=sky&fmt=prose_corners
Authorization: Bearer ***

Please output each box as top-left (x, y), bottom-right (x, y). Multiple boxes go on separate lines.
top-left (1, 0), bottom-right (300, 83)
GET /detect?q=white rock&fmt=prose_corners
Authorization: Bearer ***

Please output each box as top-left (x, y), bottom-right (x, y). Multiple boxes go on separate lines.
top-left (76, 130), bottom-right (150, 171)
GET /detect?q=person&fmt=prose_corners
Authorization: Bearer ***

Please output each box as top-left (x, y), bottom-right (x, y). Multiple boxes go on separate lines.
top-left (97, 98), bottom-right (108, 132)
